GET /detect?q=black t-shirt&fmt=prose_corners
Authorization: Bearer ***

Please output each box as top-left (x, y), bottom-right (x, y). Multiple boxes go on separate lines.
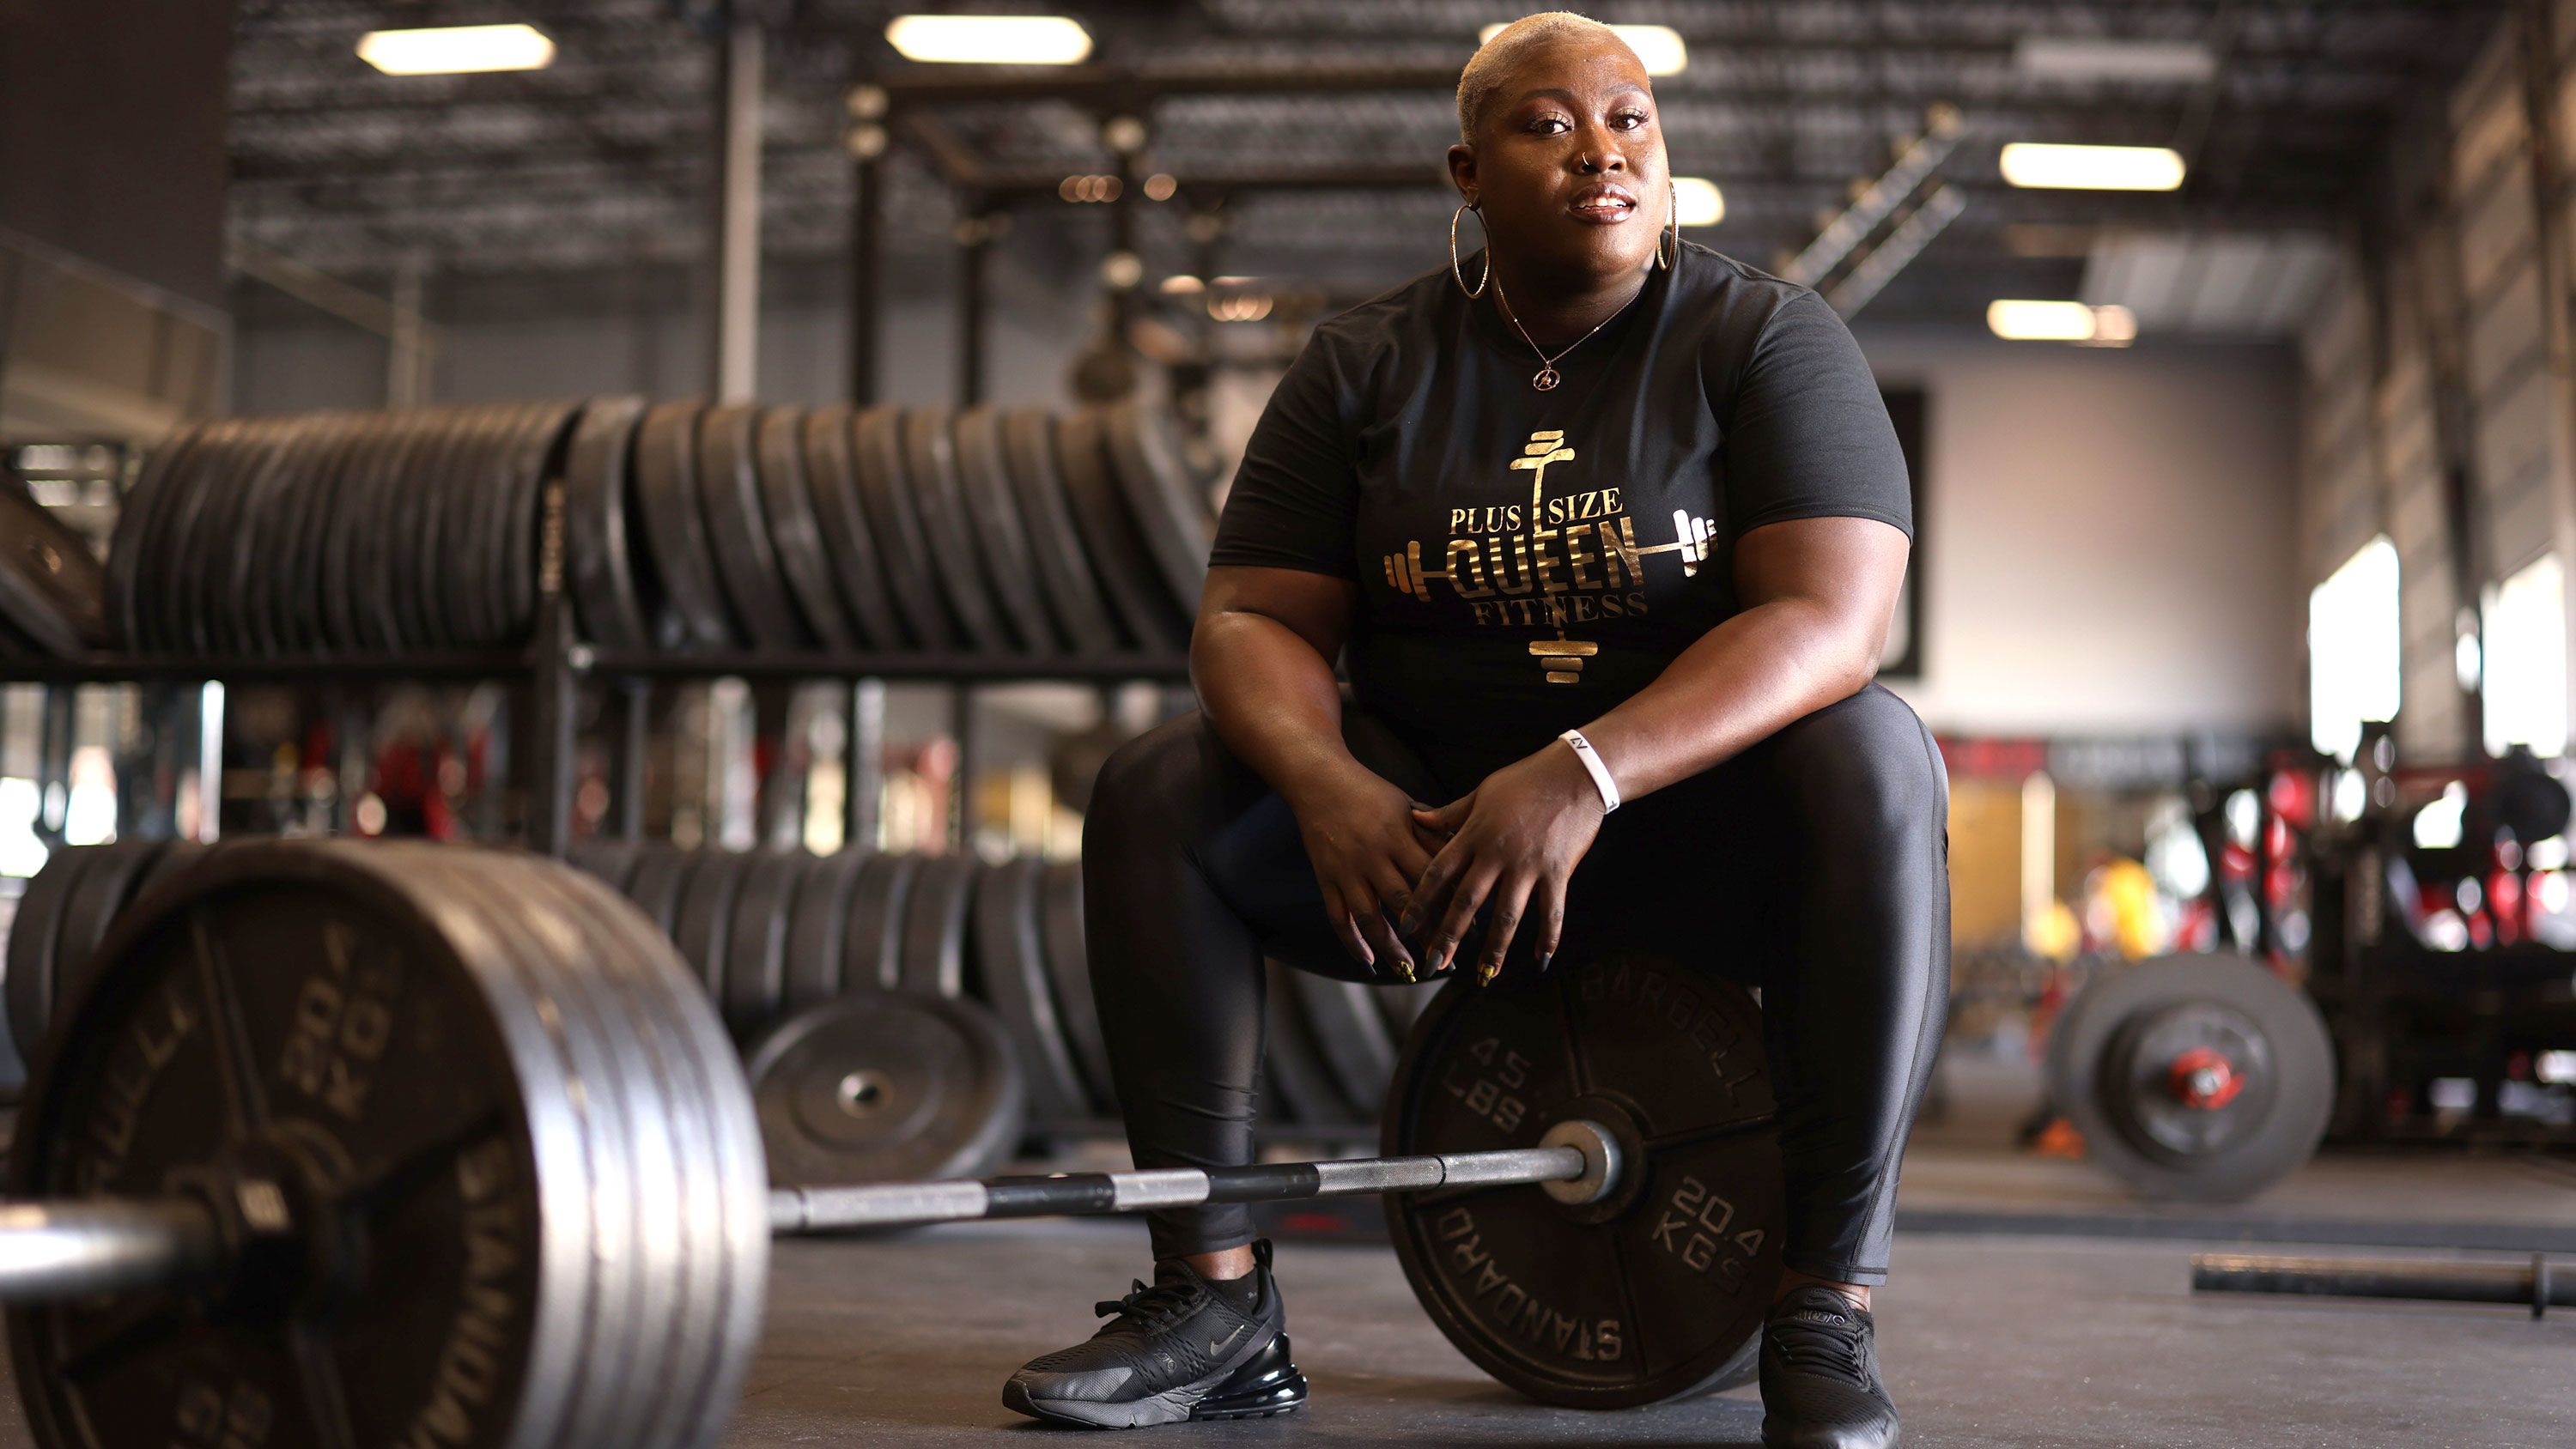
top-left (1209, 240), bottom-right (1911, 785)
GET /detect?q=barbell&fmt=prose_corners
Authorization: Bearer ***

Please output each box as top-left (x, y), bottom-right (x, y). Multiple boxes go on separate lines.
top-left (1, 840), bottom-right (1784, 1446)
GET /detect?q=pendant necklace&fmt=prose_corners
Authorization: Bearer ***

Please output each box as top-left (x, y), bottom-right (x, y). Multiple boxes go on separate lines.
top-left (1488, 267), bottom-right (1636, 392)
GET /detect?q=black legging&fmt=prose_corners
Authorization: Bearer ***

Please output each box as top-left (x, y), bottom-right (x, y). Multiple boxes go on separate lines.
top-left (1082, 682), bottom-right (1950, 1286)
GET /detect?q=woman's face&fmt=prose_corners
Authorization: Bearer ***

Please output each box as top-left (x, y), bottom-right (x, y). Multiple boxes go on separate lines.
top-left (1450, 33), bottom-right (1668, 283)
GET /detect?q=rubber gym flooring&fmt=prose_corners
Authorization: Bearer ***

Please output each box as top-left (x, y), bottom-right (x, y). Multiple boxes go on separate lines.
top-left (0, 1056), bottom-right (2567, 1446)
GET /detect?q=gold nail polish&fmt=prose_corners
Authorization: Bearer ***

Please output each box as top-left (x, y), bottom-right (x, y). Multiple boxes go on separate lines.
top-left (1395, 958), bottom-right (1415, 984)
top-left (1479, 959), bottom-right (1500, 985)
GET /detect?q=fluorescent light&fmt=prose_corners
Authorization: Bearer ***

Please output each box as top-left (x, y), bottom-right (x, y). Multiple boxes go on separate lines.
top-left (1985, 300), bottom-right (2136, 343)
top-left (886, 15), bottom-right (1091, 65)
top-left (356, 23), bottom-right (555, 76)
top-left (2000, 142), bottom-right (2185, 191)
top-left (2014, 37), bottom-right (2216, 84)
top-left (1158, 275), bottom-right (1205, 294)
top-left (1673, 177), bottom-right (1723, 227)
top-left (1478, 22), bottom-right (1686, 76)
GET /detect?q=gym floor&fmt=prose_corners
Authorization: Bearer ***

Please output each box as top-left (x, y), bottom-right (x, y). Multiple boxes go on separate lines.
top-left (0, 1057), bottom-right (2567, 1446)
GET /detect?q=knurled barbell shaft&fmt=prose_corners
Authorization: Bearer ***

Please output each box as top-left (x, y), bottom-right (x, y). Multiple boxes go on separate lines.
top-left (0, 1199), bottom-right (226, 1304)
top-left (2191, 1252), bottom-right (2573, 1316)
top-left (768, 1142), bottom-right (1592, 1235)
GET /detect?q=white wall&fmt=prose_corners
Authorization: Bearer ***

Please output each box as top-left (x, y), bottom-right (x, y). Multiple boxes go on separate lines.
top-left (1856, 324), bottom-right (2305, 737)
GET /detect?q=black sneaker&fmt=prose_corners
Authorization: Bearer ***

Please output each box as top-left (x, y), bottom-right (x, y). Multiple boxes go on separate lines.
top-left (1002, 1240), bottom-right (1306, 1428)
top-left (1759, 1285), bottom-right (1900, 1449)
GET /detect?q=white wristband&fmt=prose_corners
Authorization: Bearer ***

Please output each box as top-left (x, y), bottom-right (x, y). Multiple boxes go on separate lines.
top-left (1558, 730), bottom-right (1620, 813)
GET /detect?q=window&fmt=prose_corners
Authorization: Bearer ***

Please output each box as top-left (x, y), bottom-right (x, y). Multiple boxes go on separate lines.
top-left (2483, 553), bottom-right (2569, 757)
top-left (2309, 537), bottom-right (2401, 761)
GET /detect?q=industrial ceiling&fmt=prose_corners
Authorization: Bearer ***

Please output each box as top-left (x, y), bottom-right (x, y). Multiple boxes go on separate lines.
top-left (228, 1), bottom-right (2504, 327)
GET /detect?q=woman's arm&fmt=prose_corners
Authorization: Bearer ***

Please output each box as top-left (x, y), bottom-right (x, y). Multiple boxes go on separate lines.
top-left (1564, 513), bottom-right (1910, 797)
top-left (1192, 564), bottom-right (1438, 973)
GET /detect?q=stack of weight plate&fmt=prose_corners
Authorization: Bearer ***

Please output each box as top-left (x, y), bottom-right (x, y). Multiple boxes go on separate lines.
top-left (106, 401), bottom-right (587, 654)
top-left (559, 840), bottom-right (1434, 1132)
top-left (0, 479), bottom-right (108, 658)
top-left (2, 840), bottom-right (214, 1088)
top-left (560, 397), bottom-right (1208, 655)
top-left (104, 394), bottom-right (1211, 658)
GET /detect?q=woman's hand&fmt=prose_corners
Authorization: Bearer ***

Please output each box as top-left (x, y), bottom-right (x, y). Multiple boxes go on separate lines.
top-left (1285, 761), bottom-right (1452, 979)
top-left (1399, 744), bottom-right (1606, 982)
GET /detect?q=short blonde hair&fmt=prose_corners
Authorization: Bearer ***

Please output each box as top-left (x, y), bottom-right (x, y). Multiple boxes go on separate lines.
top-left (1455, 11), bottom-right (1631, 142)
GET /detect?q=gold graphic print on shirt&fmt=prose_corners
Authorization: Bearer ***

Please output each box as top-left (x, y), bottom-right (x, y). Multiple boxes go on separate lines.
top-left (1381, 428), bottom-right (1719, 684)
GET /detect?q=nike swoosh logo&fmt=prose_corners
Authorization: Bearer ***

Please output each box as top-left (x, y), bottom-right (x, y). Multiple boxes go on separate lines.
top-left (1209, 1323), bottom-right (1249, 1356)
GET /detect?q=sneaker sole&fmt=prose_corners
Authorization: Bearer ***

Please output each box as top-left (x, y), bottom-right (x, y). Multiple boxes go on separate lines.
top-left (1004, 1331), bottom-right (1307, 1428)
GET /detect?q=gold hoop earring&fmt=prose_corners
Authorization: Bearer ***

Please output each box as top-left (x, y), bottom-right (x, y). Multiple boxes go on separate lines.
top-left (1655, 189), bottom-right (1679, 271)
top-left (1450, 203), bottom-right (1491, 297)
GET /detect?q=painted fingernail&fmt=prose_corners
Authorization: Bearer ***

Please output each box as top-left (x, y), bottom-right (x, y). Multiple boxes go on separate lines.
top-left (1479, 959), bottom-right (1500, 985)
top-left (1536, 951), bottom-right (1553, 975)
top-left (1394, 958), bottom-right (1414, 984)
top-left (1397, 912), bottom-right (1419, 936)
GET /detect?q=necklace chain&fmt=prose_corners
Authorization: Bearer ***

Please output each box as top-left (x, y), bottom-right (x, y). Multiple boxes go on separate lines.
top-left (1488, 267), bottom-right (1632, 392)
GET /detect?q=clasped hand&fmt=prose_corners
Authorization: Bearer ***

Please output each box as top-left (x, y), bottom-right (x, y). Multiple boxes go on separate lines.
top-left (1292, 743), bottom-right (1606, 984)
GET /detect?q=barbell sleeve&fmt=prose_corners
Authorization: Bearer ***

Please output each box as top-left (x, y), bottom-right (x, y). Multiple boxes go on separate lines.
top-left (768, 1142), bottom-right (1594, 1236)
top-left (0, 1199), bottom-right (227, 1304)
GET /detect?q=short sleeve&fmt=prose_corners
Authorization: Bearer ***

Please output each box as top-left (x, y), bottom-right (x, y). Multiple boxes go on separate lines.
top-left (1722, 291), bottom-right (1912, 540)
top-left (1208, 329), bottom-right (1361, 578)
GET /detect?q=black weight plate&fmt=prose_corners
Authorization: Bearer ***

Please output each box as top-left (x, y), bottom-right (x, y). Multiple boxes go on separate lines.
top-left (152, 416), bottom-right (255, 652)
top-left (1291, 971), bottom-right (1400, 1119)
top-left (388, 408), bottom-right (482, 652)
top-left (2055, 952), bottom-right (2334, 1203)
top-left (488, 399), bottom-right (585, 646)
top-left (897, 404), bottom-right (1012, 653)
top-left (561, 396), bottom-right (657, 650)
top-left (361, 410), bottom-right (452, 652)
top-left (269, 411), bottom-right (364, 655)
top-left (420, 403), bottom-right (520, 651)
top-left (1384, 950), bottom-right (1783, 1408)
top-left (672, 846), bottom-right (749, 1007)
top-left (951, 404), bottom-right (1063, 654)
top-left (968, 857), bottom-right (1086, 1123)
top-left (225, 411), bottom-right (329, 656)
top-left (3, 846), bottom-right (94, 1075)
top-left (1263, 960), bottom-right (1358, 1126)
top-left (633, 399), bottom-right (736, 646)
top-left (783, 849), bottom-right (867, 1010)
top-left (435, 401), bottom-right (532, 650)
top-left (743, 990), bottom-right (1024, 1186)
top-left (999, 409), bottom-right (1122, 655)
top-left (697, 403), bottom-right (809, 651)
top-left (320, 411), bottom-right (404, 651)
top-left (723, 849), bottom-right (805, 1038)
top-left (131, 840), bottom-right (211, 900)
top-left (1054, 407), bottom-right (1188, 652)
top-left (753, 406), bottom-right (854, 651)
top-left (1037, 861), bottom-right (1118, 1115)
top-left (172, 416), bottom-right (252, 653)
top-left (1101, 397), bottom-right (1215, 621)
top-left (0, 478), bottom-right (106, 656)
top-left (287, 410), bottom-right (379, 653)
top-left (103, 419), bottom-right (209, 649)
top-left (50, 838), bottom-right (170, 1027)
top-left (799, 405), bottom-right (908, 651)
top-left (841, 852), bottom-right (922, 993)
top-left (896, 854), bottom-right (975, 998)
top-left (568, 836), bottom-right (650, 894)
top-left (624, 841), bottom-right (697, 937)
top-left (849, 404), bottom-right (960, 652)
top-left (4, 841), bottom-right (615, 1449)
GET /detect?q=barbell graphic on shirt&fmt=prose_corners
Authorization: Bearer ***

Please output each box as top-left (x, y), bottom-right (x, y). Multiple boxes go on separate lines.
top-left (1382, 507), bottom-right (1719, 603)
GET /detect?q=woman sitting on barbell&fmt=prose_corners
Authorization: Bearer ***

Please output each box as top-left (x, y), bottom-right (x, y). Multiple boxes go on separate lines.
top-left (1003, 15), bottom-right (1947, 1447)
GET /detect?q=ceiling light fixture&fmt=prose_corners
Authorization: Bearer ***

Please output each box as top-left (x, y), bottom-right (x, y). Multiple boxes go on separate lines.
top-left (1478, 22), bottom-right (1686, 76)
top-left (1672, 177), bottom-right (1723, 227)
top-left (886, 15), bottom-right (1092, 65)
top-left (1987, 300), bottom-right (2138, 344)
top-left (1999, 142), bottom-right (2186, 191)
top-left (355, 23), bottom-right (556, 76)
top-left (2014, 37), bottom-right (2217, 84)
